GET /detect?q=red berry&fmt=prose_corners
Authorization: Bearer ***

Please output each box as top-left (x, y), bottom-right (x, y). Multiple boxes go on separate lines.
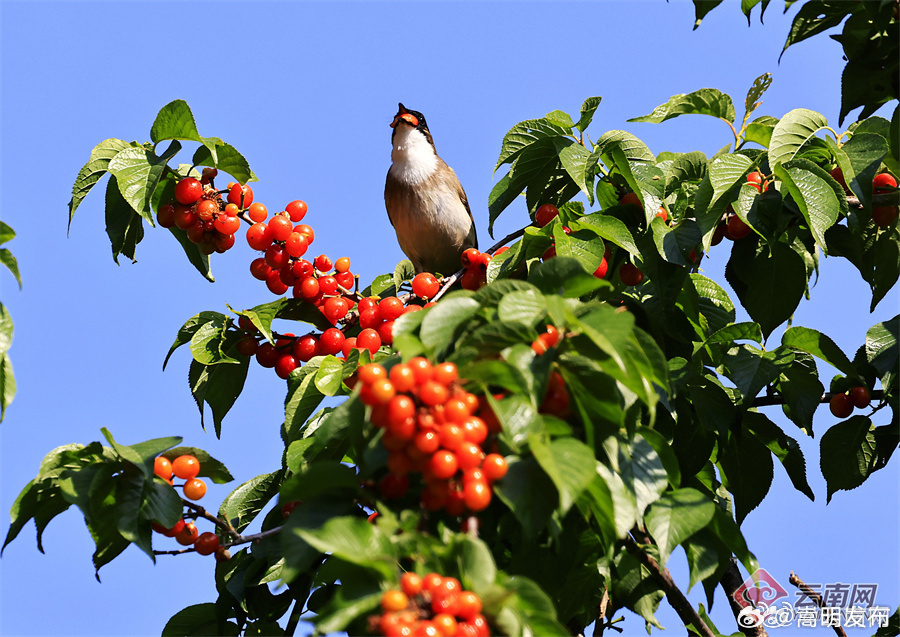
top-left (619, 262), bottom-right (644, 286)
top-left (412, 272), bottom-right (440, 299)
top-left (379, 473), bottom-right (410, 499)
top-left (275, 353), bottom-right (299, 379)
top-left (297, 276), bottom-right (320, 300)
top-left (377, 320), bottom-right (395, 345)
top-left (214, 214), bottom-right (241, 236)
top-left (281, 500), bottom-right (301, 518)
top-left (535, 203), bottom-right (559, 227)
top-left (357, 328), bottom-right (382, 355)
top-left (293, 335), bottom-right (320, 362)
top-left (286, 200), bottom-right (308, 222)
top-left (461, 248), bottom-right (481, 268)
top-left (173, 204), bottom-right (198, 230)
top-left (656, 207), bottom-right (668, 223)
top-left (429, 450), bottom-right (459, 479)
top-left (174, 178), bottom-right (204, 205)
top-left (873, 173), bottom-right (897, 192)
top-left (265, 270), bottom-right (289, 295)
top-left (829, 392), bottom-right (853, 419)
top-left (830, 166), bottom-right (850, 193)
top-left (726, 215), bottom-right (751, 240)
top-left (313, 254), bottom-right (332, 272)
top-left (194, 532), bottom-right (220, 556)
top-left (746, 171), bottom-right (764, 186)
top-left (401, 572), bottom-right (423, 597)
top-left (247, 202), bottom-right (268, 223)
top-left (196, 199), bottom-right (218, 221)
top-left (318, 276), bottom-right (339, 296)
top-left (850, 386), bottom-right (871, 409)
top-left (172, 455), bottom-right (201, 480)
top-left (227, 183), bottom-right (254, 209)
top-left (482, 454), bottom-right (508, 481)
top-left (236, 335), bottom-right (259, 357)
top-left (379, 296), bottom-right (405, 321)
top-left (619, 192), bottom-right (641, 208)
top-left (323, 296), bottom-right (350, 322)
top-left (247, 223), bottom-right (273, 251)
top-left (295, 224), bottom-right (315, 243)
top-left (318, 328), bottom-right (345, 356)
top-left (594, 257), bottom-right (608, 279)
top-left (335, 270), bottom-right (355, 290)
top-left (256, 343), bottom-right (280, 368)
top-left (175, 521), bottom-right (200, 546)
top-left (872, 206), bottom-right (898, 227)
top-left (460, 267), bottom-right (486, 290)
top-left (157, 203), bottom-right (176, 228)
top-left (269, 215), bottom-right (293, 242)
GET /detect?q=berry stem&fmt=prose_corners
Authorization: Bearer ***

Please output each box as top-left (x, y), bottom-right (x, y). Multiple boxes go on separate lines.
top-left (180, 499), bottom-right (241, 540)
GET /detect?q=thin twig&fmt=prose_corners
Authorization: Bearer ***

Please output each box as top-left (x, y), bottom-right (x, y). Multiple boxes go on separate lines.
top-left (221, 524), bottom-right (284, 549)
top-left (789, 572), bottom-right (848, 637)
top-left (623, 535), bottom-right (716, 637)
top-left (153, 547), bottom-right (195, 556)
top-left (181, 499), bottom-right (241, 540)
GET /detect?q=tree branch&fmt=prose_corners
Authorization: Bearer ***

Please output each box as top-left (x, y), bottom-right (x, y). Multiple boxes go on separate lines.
top-left (846, 191), bottom-right (899, 209)
top-left (789, 572), bottom-right (848, 637)
top-left (623, 535), bottom-right (716, 637)
top-left (750, 389), bottom-right (884, 408)
top-left (181, 499), bottom-right (241, 540)
top-left (719, 559), bottom-right (768, 637)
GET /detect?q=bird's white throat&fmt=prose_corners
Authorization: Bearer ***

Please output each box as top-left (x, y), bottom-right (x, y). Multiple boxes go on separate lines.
top-left (390, 126), bottom-right (438, 184)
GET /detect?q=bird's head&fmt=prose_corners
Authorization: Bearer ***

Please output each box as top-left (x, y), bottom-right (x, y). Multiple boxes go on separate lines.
top-left (390, 103), bottom-right (434, 147)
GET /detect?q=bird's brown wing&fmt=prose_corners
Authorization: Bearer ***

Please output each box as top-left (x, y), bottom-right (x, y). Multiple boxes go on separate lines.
top-left (456, 180), bottom-right (478, 250)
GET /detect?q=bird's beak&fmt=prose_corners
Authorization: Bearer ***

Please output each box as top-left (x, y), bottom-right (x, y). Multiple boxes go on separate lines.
top-left (391, 104), bottom-right (419, 128)
top-left (390, 113), bottom-right (419, 128)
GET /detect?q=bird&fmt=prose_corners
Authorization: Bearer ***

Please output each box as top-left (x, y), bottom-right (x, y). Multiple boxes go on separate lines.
top-left (384, 103), bottom-right (477, 275)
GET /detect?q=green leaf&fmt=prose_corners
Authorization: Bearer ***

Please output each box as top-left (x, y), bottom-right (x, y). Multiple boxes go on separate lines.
top-left (528, 257), bottom-right (608, 298)
top-left (314, 355), bottom-right (350, 396)
top-left (866, 316), bottom-right (898, 391)
top-left (151, 100), bottom-right (204, 144)
top-left (192, 142), bottom-right (252, 185)
top-left (493, 456), bottom-right (557, 539)
top-left (767, 108), bottom-right (829, 169)
top-left (187, 357), bottom-right (250, 436)
top-left (707, 506), bottom-right (758, 575)
top-left (295, 516), bottom-right (395, 577)
top-left (665, 151), bottom-right (708, 195)
top-left (645, 488), bottom-right (716, 567)
top-left (297, 395), bottom-right (365, 462)
top-left (722, 345), bottom-right (795, 404)
top-left (0, 352), bottom-right (15, 423)
top-left (575, 212), bottom-right (640, 257)
top-left (104, 176), bottom-right (144, 264)
top-left (162, 603), bottom-right (239, 637)
top-left (775, 158), bottom-right (846, 252)
top-left (777, 352), bottom-right (824, 436)
top-left (782, 326), bottom-right (858, 377)
top-left (107, 142), bottom-right (181, 222)
top-left (594, 130), bottom-right (656, 164)
top-left (743, 72), bottom-right (773, 114)
top-left (691, 0), bottom-right (725, 29)
top-left (528, 436), bottom-right (595, 516)
top-left (68, 138), bottom-right (135, 228)
top-left (575, 96), bottom-right (602, 133)
top-left (282, 364), bottom-right (326, 446)
top-left (781, 0), bottom-right (856, 58)
top-left (725, 239), bottom-right (807, 340)
top-left (820, 415), bottom-right (877, 503)
top-left (419, 294), bottom-right (479, 354)
top-left (743, 115), bottom-right (779, 148)
top-left (164, 311), bottom-right (228, 370)
top-left (189, 315), bottom-right (238, 366)
top-left (219, 472), bottom-right (281, 533)
top-left (280, 462), bottom-right (359, 503)
top-left (628, 89), bottom-right (735, 124)
top-left (0, 249), bottom-right (20, 290)
top-left (744, 411), bottom-right (814, 500)
top-left (393, 259), bottom-right (415, 290)
top-left (455, 537), bottom-right (498, 593)
top-left (717, 426), bottom-right (774, 524)
top-left (497, 288), bottom-right (547, 327)
top-left (544, 109), bottom-right (574, 129)
top-left (494, 118), bottom-right (572, 171)
top-left (167, 225), bottom-right (214, 282)
top-left (612, 549), bottom-right (664, 630)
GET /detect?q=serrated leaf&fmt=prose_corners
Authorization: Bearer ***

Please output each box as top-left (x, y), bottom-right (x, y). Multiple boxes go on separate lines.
top-left (717, 425), bottom-right (773, 524)
top-left (107, 142), bottom-right (181, 222)
top-left (820, 416), bottom-right (877, 503)
top-left (219, 472), bottom-right (281, 533)
top-left (497, 288), bottom-right (547, 326)
top-left (68, 138), bottom-right (135, 227)
top-left (645, 488), bottom-right (715, 567)
top-left (528, 436), bottom-right (595, 516)
top-left (419, 295), bottom-right (479, 354)
top-left (192, 141), bottom-right (253, 185)
top-left (775, 158), bottom-right (846, 252)
top-left (743, 115), bottom-right (779, 148)
top-left (150, 100), bottom-right (203, 144)
top-left (104, 176), bottom-right (144, 264)
top-left (494, 118), bottom-right (573, 171)
top-left (493, 457), bottom-right (557, 539)
top-left (782, 326), bottom-right (858, 377)
top-left (574, 212), bottom-right (640, 257)
top-left (744, 411), bottom-right (814, 500)
top-left (781, 0), bottom-right (856, 58)
top-left (575, 96), bottom-right (602, 133)
top-left (722, 344), bottom-right (794, 404)
top-left (628, 89), bottom-right (736, 124)
top-left (768, 108), bottom-right (829, 168)
top-left (164, 311), bottom-right (229, 370)
top-left (544, 109), bottom-right (574, 129)
top-left (744, 72), bottom-right (773, 114)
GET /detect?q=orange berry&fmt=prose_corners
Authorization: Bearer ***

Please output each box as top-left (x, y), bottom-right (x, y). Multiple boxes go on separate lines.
top-left (400, 572), bottom-right (423, 597)
top-left (381, 590), bottom-right (409, 612)
top-left (172, 455), bottom-right (201, 480)
top-left (154, 456), bottom-right (173, 480)
top-left (358, 363), bottom-right (387, 385)
top-left (432, 362), bottom-right (458, 386)
top-left (183, 478), bottom-right (207, 500)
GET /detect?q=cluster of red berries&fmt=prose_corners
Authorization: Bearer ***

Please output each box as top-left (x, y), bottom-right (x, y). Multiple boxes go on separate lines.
top-left (151, 454), bottom-right (228, 560)
top-left (829, 385), bottom-right (871, 419)
top-left (459, 249), bottom-right (493, 291)
top-left (356, 360), bottom-right (508, 514)
top-left (235, 292), bottom-right (427, 379)
top-left (157, 172), bottom-right (246, 254)
top-left (370, 572), bottom-right (490, 637)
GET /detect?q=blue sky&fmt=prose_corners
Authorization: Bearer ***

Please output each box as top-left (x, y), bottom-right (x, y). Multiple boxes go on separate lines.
top-left (1, 2), bottom-right (897, 636)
